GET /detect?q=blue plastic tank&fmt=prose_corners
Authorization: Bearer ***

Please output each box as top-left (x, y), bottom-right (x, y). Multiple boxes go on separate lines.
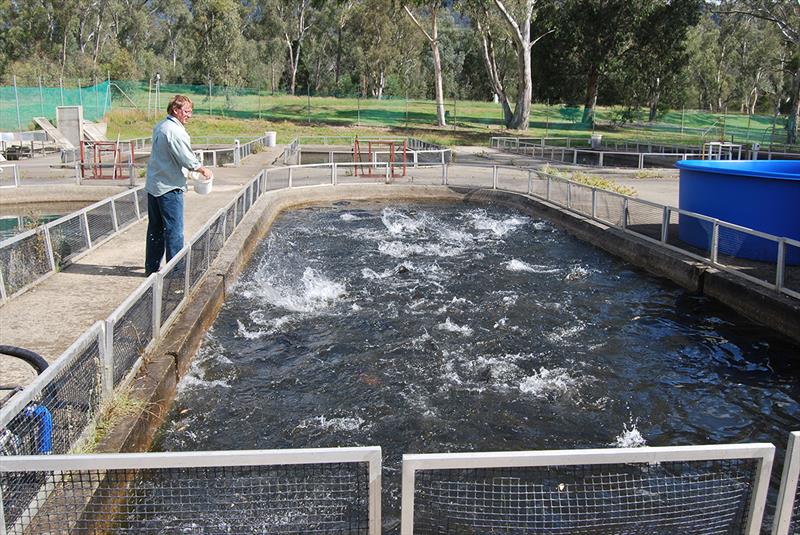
top-left (675, 160), bottom-right (800, 263)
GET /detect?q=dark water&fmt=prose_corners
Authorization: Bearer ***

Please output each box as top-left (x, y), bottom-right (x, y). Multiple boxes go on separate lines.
top-left (153, 201), bottom-right (800, 525)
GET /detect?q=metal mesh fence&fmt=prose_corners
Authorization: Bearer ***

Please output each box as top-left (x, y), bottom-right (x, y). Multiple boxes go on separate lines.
top-left (0, 329), bottom-right (103, 459)
top-left (160, 254), bottom-right (187, 329)
top-left (601, 152), bottom-right (641, 168)
top-left (496, 168), bottom-right (528, 194)
top-left (86, 203), bottom-right (116, 244)
top-left (626, 199), bottom-right (665, 242)
top-left (568, 183), bottom-right (593, 217)
top-left (114, 192), bottom-right (138, 229)
top-left (549, 179), bottom-right (570, 206)
top-left (136, 189), bottom-right (148, 217)
top-left (593, 190), bottom-right (626, 227)
top-left (111, 284), bottom-right (155, 387)
top-left (189, 230), bottom-right (210, 289)
top-left (2, 462), bottom-right (371, 535)
top-left (668, 213), bottom-right (713, 260)
top-left (0, 230), bottom-right (51, 296)
top-left (47, 214), bottom-right (89, 268)
top-left (575, 151), bottom-right (601, 166)
top-left (411, 459), bottom-right (760, 535)
top-left (208, 213), bottom-right (226, 263)
top-left (265, 168), bottom-right (291, 190)
top-left (224, 205), bottom-right (236, 240)
top-left (235, 194), bottom-right (246, 226)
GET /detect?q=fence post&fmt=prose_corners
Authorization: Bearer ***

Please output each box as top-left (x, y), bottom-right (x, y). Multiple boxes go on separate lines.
top-left (102, 319), bottom-right (115, 400)
top-left (385, 164), bottom-right (391, 184)
top-left (43, 226), bottom-right (56, 272)
top-left (441, 163), bottom-right (448, 185)
top-left (776, 239), bottom-right (785, 291)
top-left (331, 163), bottom-right (337, 185)
top-left (0, 267), bottom-right (6, 302)
top-left (591, 189), bottom-right (597, 219)
top-left (13, 164), bottom-right (20, 187)
top-left (639, 154), bottom-right (644, 169)
top-left (661, 207), bottom-right (670, 243)
top-left (527, 170), bottom-right (532, 194)
top-left (546, 176), bottom-right (551, 201)
top-left (110, 200), bottom-right (119, 232)
top-left (81, 212), bottom-right (93, 249)
top-left (288, 168), bottom-right (293, 188)
top-left (572, 150), bottom-right (578, 164)
top-left (710, 222), bottom-right (719, 263)
top-left (153, 274), bottom-right (162, 341)
top-left (234, 139), bottom-right (241, 166)
top-left (567, 183), bottom-right (572, 209)
top-left (598, 152), bottom-right (604, 167)
top-left (492, 166), bottom-right (498, 189)
top-left (622, 198), bottom-right (629, 230)
top-left (263, 169), bottom-right (269, 191)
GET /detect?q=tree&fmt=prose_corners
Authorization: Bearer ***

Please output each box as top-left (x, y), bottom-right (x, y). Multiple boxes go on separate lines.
top-left (188, 0), bottom-right (244, 87)
top-left (717, 0), bottom-right (800, 143)
top-left (618, 0), bottom-right (702, 121)
top-left (404, 1), bottom-right (448, 126)
top-left (491, 0), bottom-right (552, 130)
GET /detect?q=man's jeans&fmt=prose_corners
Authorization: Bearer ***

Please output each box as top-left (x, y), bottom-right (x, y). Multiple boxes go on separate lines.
top-left (145, 189), bottom-right (184, 275)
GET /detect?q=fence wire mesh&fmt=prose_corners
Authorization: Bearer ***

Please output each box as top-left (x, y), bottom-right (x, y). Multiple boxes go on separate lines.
top-left (224, 206), bottom-right (236, 240)
top-left (411, 459), bottom-right (759, 535)
top-left (235, 194), bottom-right (246, 226)
top-left (0, 230), bottom-right (51, 296)
top-left (208, 213), bottom-right (226, 263)
top-left (47, 214), bottom-right (89, 267)
top-left (626, 199), bottom-right (666, 242)
top-left (160, 255), bottom-right (187, 329)
top-left (113, 192), bottom-right (138, 229)
top-left (568, 183), bottom-right (593, 217)
top-left (111, 285), bottom-right (154, 387)
top-left (189, 230), bottom-right (210, 289)
top-left (669, 213), bottom-right (713, 260)
top-left (549, 179), bottom-right (570, 206)
top-left (0, 335), bottom-right (102, 460)
top-left (86, 203), bottom-right (115, 244)
top-left (2, 462), bottom-right (370, 535)
top-left (136, 189), bottom-right (148, 217)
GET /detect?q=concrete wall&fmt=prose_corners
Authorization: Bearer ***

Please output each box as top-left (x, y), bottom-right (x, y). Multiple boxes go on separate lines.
top-left (56, 106), bottom-right (84, 148)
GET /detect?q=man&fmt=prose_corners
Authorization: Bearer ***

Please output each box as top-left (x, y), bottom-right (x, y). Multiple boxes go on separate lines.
top-left (145, 95), bottom-right (212, 276)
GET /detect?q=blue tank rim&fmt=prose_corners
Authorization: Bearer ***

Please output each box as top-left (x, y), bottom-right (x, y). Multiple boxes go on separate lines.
top-left (675, 159), bottom-right (800, 181)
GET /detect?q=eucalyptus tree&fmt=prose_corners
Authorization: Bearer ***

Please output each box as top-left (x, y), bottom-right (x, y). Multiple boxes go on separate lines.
top-left (403, 1), bottom-right (449, 125)
top-left (460, 0), bottom-right (516, 125)
top-left (188, 0), bottom-right (245, 86)
top-left (489, 0), bottom-right (551, 130)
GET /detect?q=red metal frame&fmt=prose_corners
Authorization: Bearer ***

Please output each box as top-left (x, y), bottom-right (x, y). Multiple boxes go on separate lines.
top-left (353, 138), bottom-right (407, 178)
top-left (80, 141), bottom-right (135, 179)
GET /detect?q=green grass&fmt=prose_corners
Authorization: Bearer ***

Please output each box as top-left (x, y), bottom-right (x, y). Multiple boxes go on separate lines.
top-left (105, 81), bottom-right (793, 148)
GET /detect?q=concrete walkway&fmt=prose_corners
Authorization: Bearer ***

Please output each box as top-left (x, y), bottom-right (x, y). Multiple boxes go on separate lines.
top-left (0, 147), bottom-right (284, 386)
top-left (0, 145), bottom-right (678, 387)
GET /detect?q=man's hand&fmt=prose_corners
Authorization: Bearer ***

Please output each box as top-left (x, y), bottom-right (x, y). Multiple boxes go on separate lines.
top-left (198, 166), bottom-right (213, 179)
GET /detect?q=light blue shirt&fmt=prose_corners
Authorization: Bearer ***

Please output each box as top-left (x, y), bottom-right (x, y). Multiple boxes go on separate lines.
top-left (146, 115), bottom-right (201, 197)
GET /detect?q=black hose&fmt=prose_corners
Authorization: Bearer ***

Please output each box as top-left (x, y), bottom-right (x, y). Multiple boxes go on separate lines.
top-left (0, 345), bottom-right (49, 375)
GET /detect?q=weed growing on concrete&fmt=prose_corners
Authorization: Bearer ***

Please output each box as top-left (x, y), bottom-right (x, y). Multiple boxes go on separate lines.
top-left (70, 386), bottom-right (149, 454)
top-left (540, 164), bottom-right (637, 197)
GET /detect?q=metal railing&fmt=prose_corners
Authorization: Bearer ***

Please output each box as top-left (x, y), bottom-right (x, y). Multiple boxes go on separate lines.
top-left (773, 431), bottom-right (800, 535)
top-left (0, 164), bottom-right (20, 187)
top-left (401, 444), bottom-right (775, 535)
top-left (0, 447), bottom-right (382, 535)
top-left (490, 136), bottom-right (800, 166)
top-left (523, 168), bottom-right (800, 300)
top-left (0, 186), bottom-right (146, 303)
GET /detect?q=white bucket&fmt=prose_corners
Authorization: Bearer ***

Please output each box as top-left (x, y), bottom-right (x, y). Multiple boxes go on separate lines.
top-left (189, 170), bottom-right (213, 195)
top-left (265, 131), bottom-right (276, 147)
